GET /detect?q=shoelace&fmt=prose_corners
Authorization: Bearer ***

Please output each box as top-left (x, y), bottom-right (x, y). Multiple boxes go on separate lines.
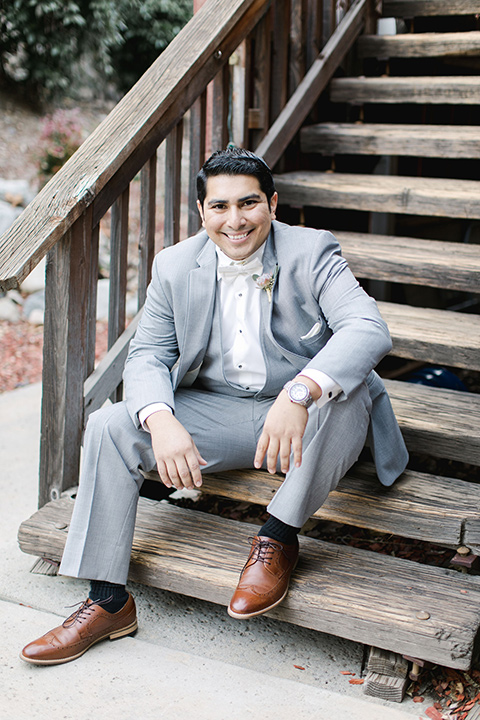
top-left (242, 537), bottom-right (286, 572)
top-left (62, 595), bottom-right (113, 628)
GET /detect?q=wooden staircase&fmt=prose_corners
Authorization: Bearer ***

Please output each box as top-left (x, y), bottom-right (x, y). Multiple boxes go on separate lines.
top-left (17, 0), bottom-right (480, 676)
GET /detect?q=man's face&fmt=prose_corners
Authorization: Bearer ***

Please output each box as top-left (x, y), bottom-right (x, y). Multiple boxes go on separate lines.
top-left (197, 174), bottom-right (278, 261)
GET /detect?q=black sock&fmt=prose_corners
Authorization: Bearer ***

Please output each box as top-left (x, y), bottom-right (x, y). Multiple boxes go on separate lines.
top-left (259, 515), bottom-right (300, 545)
top-left (89, 580), bottom-right (129, 614)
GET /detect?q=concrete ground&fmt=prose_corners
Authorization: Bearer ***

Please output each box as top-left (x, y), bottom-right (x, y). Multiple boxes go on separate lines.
top-left (0, 383), bottom-right (428, 720)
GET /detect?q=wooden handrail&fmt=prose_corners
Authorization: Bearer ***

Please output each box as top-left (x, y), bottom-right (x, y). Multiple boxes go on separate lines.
top-left (0, 0), bottom-right (270, 291)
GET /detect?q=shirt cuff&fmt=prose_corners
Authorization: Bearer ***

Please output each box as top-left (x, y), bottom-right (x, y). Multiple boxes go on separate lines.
top-left (298, 369), bottom-right (342, 409)
top-left (138, 402), bottom-right (173, 431)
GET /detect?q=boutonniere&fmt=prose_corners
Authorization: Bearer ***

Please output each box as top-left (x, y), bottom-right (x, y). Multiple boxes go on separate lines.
top-left (252, 264), bottom-right (279, 303)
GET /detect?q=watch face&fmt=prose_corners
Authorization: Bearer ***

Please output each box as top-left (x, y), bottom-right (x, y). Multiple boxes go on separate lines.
top-left (290, 383), bottom-right (309, 402)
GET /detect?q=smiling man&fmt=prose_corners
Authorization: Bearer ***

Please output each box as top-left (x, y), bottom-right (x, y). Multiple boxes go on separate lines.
top-left (21, 147), bottom-right (408, 664)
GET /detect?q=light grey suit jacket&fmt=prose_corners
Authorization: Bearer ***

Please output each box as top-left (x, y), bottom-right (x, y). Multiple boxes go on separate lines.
top-left (123, 220), bottom-right (408, 486)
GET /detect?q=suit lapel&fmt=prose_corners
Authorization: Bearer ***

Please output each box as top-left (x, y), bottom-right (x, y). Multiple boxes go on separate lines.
top-left (174, 240), bottom-right (217, 386)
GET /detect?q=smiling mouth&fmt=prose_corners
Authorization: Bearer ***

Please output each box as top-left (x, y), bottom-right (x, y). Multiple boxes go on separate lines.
top-left (224, 230), bottom-right (253, 241)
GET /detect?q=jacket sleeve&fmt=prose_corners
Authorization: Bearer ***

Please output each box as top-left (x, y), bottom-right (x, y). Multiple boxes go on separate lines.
top-left (301, 231), bottom-right (392, 400)
top-left (123, 253), bottom-right (179, 427)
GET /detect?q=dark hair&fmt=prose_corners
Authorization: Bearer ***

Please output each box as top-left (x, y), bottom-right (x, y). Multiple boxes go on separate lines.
top-left (196, 147), bottom-right (275, 208)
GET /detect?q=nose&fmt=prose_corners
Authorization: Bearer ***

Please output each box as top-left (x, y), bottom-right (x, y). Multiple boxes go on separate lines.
top-left (227, 206), bottom-right (246, 229)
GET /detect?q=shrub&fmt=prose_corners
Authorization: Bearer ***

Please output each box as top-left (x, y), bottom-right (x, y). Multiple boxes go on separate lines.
top-left (0, 0), bottom-right (192, 101)
top-left (37, 109), bottom-right (84, 185)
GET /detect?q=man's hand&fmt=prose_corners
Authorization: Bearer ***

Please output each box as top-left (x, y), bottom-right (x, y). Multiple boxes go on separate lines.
top-left (254, 390), bottom-right (309, 474)
top-left (146, 411), bottom-right (207, 490)
top-left (254, 376), bottom-right (322, 474)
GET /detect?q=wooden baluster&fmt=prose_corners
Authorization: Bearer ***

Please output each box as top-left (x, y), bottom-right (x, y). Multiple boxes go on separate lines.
top-left (289, 0), bottom-right (306, 95)
top-left (188, 93), bottom-right (206, 237)
top-left (39, 208), bottom-right (93, 507)
top-left (164, 120), bottom-right (184, 248)
top-left (109, 186), bottom-right (129, 402)
top-left (305, 0), bottom-right (322, 71)
top-left (211, 63), bottom-right (230, 152)
top-left (270, 0), bottom-right (291, 125)
top-left (86, 224), bottom-right (99, 378)
top-left (138, 153), bottom-right (157, 309)
top-left (249, 9), bottom-right (272, 149)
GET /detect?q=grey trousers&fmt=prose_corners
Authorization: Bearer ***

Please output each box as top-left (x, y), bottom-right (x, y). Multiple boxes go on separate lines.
top-left (59, 383), bottom-right (371, 585)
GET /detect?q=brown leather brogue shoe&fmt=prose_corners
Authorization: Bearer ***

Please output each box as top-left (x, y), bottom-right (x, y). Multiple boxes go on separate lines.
top-left (228, 535), bottom-right (299, 619)
top-left (20, 593), bottom-right (137, 665)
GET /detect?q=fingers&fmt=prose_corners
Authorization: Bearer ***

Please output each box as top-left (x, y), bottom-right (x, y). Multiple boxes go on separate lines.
top-left (157, 447), bottom-right (207, 490)
top-left (255, 433), bottom-right (302, 474)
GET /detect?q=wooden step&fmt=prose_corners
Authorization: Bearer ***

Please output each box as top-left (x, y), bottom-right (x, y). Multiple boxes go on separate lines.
top-left (300, 122), bottom-right (480, 158)
top-left (17, 494), bottom-right (480, 669)
top-left (335, 231), bottom-right (480, 292)
top-left (378, 301), bottom-right (480, 371)
top-left (330, 76), bottom-right (480, 104)
top-left (274, 170), bottom-right (480, 219)
top-left (385, 378), bottom-right (480, 465)
top-left (383, 0), bottom-right (480, 17)
top-left (358, 31), bottom-right (480, 58)
top-left (141, 462), bottom-right (480, 553)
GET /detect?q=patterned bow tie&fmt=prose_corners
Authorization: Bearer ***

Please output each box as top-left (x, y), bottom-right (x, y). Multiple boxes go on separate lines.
top-left (217, 256), bottom-right (263, 283)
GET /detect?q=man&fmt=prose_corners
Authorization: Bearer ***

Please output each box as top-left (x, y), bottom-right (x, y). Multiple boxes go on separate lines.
top-left (21, 148), bottom-right (408, 665)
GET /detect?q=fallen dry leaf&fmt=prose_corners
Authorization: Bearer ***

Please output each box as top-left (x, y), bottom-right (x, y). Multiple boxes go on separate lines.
top-left (425, 707), bottom-right (443, 720)
top-left (349, 678), bottom-right (364, 685)
top-left (413, 696), bottom-right (424, 703)
top-left (340, 671), bottom-right (355, 676)
top-left (293, 665), bottom-right (305, 670)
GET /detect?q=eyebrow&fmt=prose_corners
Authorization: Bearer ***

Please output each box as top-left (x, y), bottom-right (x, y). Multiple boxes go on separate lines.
top-left (207, 193), bottom-right (262, 207)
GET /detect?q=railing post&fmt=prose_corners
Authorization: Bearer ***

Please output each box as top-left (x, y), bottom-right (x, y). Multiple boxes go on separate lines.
top-left (138, 154), bottom-right (157, 308)
top-left (188, 93), bottom-right (206, 237)
top-left (38, 208), bottom-right (93, 507)
top-left (164, 120), bottom-right (184, 248)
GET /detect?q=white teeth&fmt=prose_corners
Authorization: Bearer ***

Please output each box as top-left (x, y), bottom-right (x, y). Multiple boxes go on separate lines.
top-left (226, 232), bottom-right (250, 240)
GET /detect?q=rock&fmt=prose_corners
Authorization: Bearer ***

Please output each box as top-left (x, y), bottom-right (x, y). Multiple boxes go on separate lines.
top-left (23, 290), bottom-right (45, 323)
top-left (0, 178), bottom-right (36, 207)
top-left (0, 200), bottom-right (22, 235)
top-left (0, 294), bottom-right (21, 322)
top-left (20, 257), bottom-right (46, 294)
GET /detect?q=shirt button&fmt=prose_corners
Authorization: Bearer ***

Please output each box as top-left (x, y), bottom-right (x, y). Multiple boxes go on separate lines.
top-left (238, 364), bottom-right (243, 369)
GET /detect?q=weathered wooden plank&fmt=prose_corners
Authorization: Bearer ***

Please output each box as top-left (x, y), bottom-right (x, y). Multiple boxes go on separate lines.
top-left (383, 0), bottom-right (480, 17)
top-left (211, 64), bottom-right (230, 153)
top-left (255, 0), bottom-right (368, 168)
top-left (108, 186), bottom-right (129, 350)
top-left (358, 31), bottom-right (480, 58)
top-left (336, 231), bottom-right (480, 292)
top-left (138, 154), bottom-right (157, 310)
top-left (274, 171), bottom-right (480, 219)
top-left (39, 211), bottom-right (93, 507)
top-left (187, 93), bottom-right (206, 237)
top-left (300, 122), bottom-right (480, 158)
top-left (18, 496), bottom-right (480, 669)
top-left (86, 224), bottom-right (99, 377)
top-left (0, 0), bottom-right (270, 291)
top-left (378, 301), bottom-right (480, 370)
top-left (385, 379), bottom-right (480, 466)
top-left (83, 312), bottom-right (141, 421)
top-left (248, 9), bottom-right (272, 147)
top-left (164, 122), bottom-right (183, 248)
top-left (142, 462), bottom-right (480, 552)
top-left (330, 76), bottom-right (480, 104)
top-left (270, 0), bottom-right (291, 124)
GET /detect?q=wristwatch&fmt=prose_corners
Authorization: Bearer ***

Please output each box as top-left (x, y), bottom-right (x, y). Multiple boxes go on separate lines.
top-left (283, 380), bottom-right (314, 408)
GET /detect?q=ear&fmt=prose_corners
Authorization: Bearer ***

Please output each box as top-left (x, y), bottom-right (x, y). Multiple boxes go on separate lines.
top-left (197, 200), bottom-right (206, 227)
top-left (270, 191), bottom-right (278, 220)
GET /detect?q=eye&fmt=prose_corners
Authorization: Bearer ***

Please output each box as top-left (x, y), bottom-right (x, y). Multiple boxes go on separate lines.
top-left (242, 199), bottom-right (257, 207)
top-left (211, 203), bottom-right (227, 211)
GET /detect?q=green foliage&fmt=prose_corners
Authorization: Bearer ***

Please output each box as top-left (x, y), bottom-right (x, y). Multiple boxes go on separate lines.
top-left (111, 0), bottom-right (193, 93)
top-left (0, 0), bottom-right (192, 101)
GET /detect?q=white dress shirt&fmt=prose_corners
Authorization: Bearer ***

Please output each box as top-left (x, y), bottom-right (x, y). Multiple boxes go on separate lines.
top-left (139, 242), bottom-right (341, 429)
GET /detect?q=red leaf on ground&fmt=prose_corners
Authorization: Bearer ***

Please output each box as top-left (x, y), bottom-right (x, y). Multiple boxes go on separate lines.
top-left (425, 707), bottom-right (443, 720)
top-left (340, 671), bottom-right (355, 675)
top-left (293, 665), bottom-right (305, 670)
top-left (349, 678), bottom-right (364, 685)
top-left (413, 696), bottom-right (424, 703)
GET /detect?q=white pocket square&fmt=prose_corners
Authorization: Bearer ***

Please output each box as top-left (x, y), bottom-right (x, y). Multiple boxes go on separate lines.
top-left (300, 322), bottom-right (323, 340)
